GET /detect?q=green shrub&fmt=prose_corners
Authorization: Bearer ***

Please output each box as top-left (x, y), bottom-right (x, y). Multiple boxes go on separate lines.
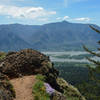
top-left (36, 74), bottom-right (46, 81)
top-left (33, 74), bottom-right (50, 100)
top-left (0, 52), bottom-right (6, 60)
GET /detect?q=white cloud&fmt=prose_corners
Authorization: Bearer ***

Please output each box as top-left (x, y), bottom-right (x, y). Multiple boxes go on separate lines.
top-left (74, 17), bottom-right (90, 21)
top-left (0, 5), bottom-right (56, 20)
top-left (63, 16), bottom-right (69, 20)
top-left (56, 16), bottom-right (91, 23)
top-left (56, 16), bottom-right (70, 20)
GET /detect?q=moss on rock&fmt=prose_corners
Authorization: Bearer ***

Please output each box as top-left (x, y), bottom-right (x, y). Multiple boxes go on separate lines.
top-left (56, 78), bottom-right (86, 100)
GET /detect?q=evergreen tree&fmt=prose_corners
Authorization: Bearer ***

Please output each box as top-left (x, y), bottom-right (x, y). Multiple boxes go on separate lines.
top-left (79, 25), bottom-right (100, 100)
top-left (83, 25), bottom-right (100, 83)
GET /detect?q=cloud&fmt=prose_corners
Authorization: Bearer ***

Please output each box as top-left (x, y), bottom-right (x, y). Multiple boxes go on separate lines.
top-left (74, 17), bottom-right (90, 21)
top-left (63, 16), bottom-right (69, 20)
top-left (56, 16), bottom-right (70, 20)
top-left (56, 16), bottom-right (91, 23)
top-left (0, 5), bottom-right (56, 20)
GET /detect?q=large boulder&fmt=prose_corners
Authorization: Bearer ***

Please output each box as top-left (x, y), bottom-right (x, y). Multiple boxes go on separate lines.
top-left (0, 49), bottom-right (58, 79)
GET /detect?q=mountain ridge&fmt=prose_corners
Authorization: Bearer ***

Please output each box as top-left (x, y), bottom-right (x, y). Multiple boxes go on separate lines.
top-left (0, 21), bottom-right (100, 51)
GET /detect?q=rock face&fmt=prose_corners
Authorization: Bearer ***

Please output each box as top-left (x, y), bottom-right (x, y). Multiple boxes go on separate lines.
top-left (56, 78), bottom-right (86, 100)
top-left (0, 49), bottom-right (86, 100)
top-left (52, 91), bottom-right (66, 100)
top-left (0, 73), bottom-right (15, 100)
top-left (0, 49), bottom-right (58, 79)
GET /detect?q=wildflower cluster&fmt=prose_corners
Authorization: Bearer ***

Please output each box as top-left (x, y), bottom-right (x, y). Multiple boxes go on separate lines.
top-left (44, 83), bottom-right (55, 95)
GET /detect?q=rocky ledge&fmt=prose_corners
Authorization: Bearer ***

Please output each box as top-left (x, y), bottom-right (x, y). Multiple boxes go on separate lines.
top-left (0, 49), bottom-right (86, 100)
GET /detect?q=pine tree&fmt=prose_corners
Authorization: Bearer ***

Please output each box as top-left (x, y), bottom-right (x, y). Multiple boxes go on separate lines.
top-left (83, 25), bottom-right (100, 83)
top-left (79, 25), bottom-right (100, 100)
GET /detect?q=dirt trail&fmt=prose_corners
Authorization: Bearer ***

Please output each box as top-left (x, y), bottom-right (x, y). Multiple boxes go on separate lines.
top-left (10, 75), bottom-right (35, 100)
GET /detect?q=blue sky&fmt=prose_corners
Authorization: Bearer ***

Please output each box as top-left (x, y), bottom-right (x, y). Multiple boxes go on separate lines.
top-left (0, 0), bottom-right (99, 25)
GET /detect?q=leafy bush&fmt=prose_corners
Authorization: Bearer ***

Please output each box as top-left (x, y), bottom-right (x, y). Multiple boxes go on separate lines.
top-left (33, 74), bottom-right (50, 100)
top-left (36, 74), bottom-right (46, 81)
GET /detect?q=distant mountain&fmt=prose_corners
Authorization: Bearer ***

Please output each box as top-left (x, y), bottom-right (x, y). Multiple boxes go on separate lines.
top-left (0, 27), bottom-right (31, 51)
top-left (0, 21), bottom-right (100, 51)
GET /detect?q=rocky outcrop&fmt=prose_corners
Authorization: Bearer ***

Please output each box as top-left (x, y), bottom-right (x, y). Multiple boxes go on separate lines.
top-left (0, 49), bottom-right (86, 100)
top-left (52, 91), bottom-right (66, 100)
top-left (0, 73), bottom-right (15, 100)
top-left (0, 49), bottom-right (58, 79)
top-left (56, 78), bottom-right (86, 100)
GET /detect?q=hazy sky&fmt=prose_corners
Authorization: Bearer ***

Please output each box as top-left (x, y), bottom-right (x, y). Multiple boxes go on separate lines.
top-left (0, 0), bottom-right (99, 25)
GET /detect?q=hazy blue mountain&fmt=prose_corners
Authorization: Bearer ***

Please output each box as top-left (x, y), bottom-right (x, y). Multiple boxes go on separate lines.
top-left (0, 21), bottom-right (100, 51)
top-left (29, 21), bottom-right (100, 51)
top-left (0, 27), bottom-right (31, 51)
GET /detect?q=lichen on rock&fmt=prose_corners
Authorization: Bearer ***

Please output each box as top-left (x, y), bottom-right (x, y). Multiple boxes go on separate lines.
top-left (52, 91), bottom-right (66, 100)
top-left (56, 78), bottom-right (86, 100)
